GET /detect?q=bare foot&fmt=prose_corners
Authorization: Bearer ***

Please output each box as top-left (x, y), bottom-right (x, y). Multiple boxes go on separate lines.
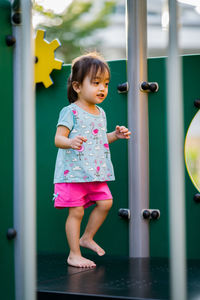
top-left (80, 237), bottom-right (105, 256)
top-left (67, 254), bottom-right (96, 268)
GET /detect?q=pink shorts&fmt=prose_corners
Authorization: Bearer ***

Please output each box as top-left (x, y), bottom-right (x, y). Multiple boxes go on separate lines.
top-left (54, 182), bottom-right (113, 209)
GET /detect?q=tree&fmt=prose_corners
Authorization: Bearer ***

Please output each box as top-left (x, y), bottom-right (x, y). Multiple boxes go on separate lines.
top-left (33, 0), bottom-right (116, 63)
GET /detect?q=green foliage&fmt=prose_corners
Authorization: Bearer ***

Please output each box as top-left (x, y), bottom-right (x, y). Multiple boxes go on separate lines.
top-left (33, 0), bottom-right (116, 63)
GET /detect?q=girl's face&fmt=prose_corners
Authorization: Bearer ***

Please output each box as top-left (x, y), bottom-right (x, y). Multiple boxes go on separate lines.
top-left (74, 69), bottom-right (110, 105)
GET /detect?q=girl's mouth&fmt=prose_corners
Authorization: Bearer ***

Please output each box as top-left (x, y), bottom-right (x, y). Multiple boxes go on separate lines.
top-left (97, 93), bottom-right (104, 99)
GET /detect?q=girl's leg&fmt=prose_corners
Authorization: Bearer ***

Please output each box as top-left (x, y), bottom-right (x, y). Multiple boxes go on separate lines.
top-left (66, 206), bottom-right (96, 268)
top-left (80, 199), bottom-right (113, 256)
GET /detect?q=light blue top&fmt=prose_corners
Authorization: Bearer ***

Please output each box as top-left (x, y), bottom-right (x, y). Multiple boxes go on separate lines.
top-left (53, 103), bottom-right (115, 183)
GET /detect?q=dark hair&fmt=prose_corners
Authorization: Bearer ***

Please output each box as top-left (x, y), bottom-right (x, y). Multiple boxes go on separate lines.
top-left (67, 52), bottom-right (110, 103)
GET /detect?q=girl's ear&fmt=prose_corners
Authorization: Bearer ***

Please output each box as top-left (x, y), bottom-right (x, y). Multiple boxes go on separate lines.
top-left (72, 81), bottom-right (81, 93)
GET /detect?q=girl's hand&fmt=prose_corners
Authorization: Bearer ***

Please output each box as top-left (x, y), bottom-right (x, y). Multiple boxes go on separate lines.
top-left (115, 125), bottom-right (131, 140)
top-left (69, 136), bottom-right (87, 150)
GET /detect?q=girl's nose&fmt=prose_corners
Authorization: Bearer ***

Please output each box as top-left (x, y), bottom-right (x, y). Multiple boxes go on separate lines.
top-left (99, 84), bottom-right (104, 91)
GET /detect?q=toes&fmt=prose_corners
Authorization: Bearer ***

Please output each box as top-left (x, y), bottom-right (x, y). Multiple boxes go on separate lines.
top-left (95, 245), bottom-right (105, 256)
top-left (98, 249), bottom-right (105, 256)
top-left (80, 263), bottom-right (96, 268)
top-left (67, 256), bottom-right (96, 268)
top-left (86, 260), bottom-right (96, 268)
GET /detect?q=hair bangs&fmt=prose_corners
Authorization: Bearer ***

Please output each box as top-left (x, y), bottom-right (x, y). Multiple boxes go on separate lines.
top-left (89, 59), bottom-right (110, 82)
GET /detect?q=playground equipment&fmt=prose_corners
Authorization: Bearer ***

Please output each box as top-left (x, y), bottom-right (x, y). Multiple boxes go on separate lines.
top-left (2, 0), bottom-right (200, 299)
top-left (34, 29), bottom-right (63, 87)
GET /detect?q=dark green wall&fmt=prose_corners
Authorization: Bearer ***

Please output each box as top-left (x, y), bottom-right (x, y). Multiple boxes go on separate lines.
top-left (0, 1), bottom-right (15, 299)
top-left (36, 60), bottom-right (129, 256)
top-left (148, 57), bottom-right (169, 257)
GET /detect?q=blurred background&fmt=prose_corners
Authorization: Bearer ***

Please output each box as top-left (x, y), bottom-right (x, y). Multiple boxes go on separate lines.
top-left (32, 0), bottom-right (200, 63)
top-left (33, 0), bottom-right (200, 192)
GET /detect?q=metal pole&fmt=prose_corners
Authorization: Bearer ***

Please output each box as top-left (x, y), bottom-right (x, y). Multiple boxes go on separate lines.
top-left (13, 23), bottom-right (24, 300)
top-left (126, 0), bottom-right (149, 257)
top-left (13, 0), bottom-right (36, 299)
top-left (167, 1), bottom-right (187, 299)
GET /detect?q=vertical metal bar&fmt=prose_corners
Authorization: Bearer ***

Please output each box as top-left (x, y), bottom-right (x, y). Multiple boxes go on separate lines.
top-left (167, 1), bottom-right (187, 299)
top-left (13, 0), bottom-right (36, 299)
top-left (21, 0), bottom-right (36, 298)
top-left (126, 0), bottom-right (149, 257)
top-left (13, 23), bottom-right (24, 300)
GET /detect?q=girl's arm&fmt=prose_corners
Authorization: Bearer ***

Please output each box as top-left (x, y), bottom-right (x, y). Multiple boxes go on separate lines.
top-left (107, 131), bottom-right (118, 144)
top-left (107, 125), bottom-right (131, 144)
top-left (55, 126), bottom-right (87, 150)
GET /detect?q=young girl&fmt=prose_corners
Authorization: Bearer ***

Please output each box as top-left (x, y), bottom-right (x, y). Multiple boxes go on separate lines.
top-left (53, 52), bottom-right (131, 268)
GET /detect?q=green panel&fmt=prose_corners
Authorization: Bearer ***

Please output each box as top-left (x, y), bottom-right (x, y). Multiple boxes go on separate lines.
top-left (182, 55), bottom-right (200, 259)
top-left (0, 1), bottom-right (15, 299)
top-left (148, 57), bottom-right (169, 257)
top-left (148, 55), bottom-right (200, 259)
top-left (36, 60), bottom-right (129, 256)
top-left (36, 68), bottom-right (69, 255)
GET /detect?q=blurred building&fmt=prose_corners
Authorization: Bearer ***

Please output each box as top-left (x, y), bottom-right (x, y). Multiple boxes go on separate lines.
top-left (96, 0), bottom-right (200, 60)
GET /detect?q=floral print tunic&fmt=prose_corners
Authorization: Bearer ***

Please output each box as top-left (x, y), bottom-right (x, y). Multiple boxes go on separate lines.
top-left (53, 103), bottom-right (115, 183)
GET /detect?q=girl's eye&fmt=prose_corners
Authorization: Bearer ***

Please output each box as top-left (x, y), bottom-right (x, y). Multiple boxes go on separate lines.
top-left (105, 82), bottom-right (109, 87)
top-left (93, 81), bottom-right (99, 85)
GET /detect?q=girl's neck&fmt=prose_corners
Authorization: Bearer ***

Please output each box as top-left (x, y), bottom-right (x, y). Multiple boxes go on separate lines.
top-left (74, 100), bottom-right (100, 115)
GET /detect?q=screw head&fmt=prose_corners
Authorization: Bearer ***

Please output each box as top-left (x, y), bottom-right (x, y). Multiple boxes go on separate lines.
top-left (117, 82), bottom-right (129, 93)
top-left (149, 83), bottom-right (158, 92)
top-left (12, 12), bottom-right (21, 25)
top-left (118, 208), bottom-right (130, 219)
top-left (194, 99), bottom-right (200, 109)
top-left (151, 210), bottom-right (159, 219)
top-left (143, 209), bottom-right (151, 219)
top-left (194, 193), bottom-right (200, 203)
top-left (5, 35), bottom-right (16, 47)
top-left (7, 228), bottom-right (17, 240)
top-left (141, 81), bottom-right (149, 91)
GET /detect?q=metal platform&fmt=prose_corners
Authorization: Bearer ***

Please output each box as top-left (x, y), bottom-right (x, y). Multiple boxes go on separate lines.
top-left (37, 254), bottom-right (200, 300)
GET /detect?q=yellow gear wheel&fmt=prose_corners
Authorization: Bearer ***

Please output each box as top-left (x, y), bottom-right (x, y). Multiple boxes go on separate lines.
top-left (34, 29), bottom-right (63, 88)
